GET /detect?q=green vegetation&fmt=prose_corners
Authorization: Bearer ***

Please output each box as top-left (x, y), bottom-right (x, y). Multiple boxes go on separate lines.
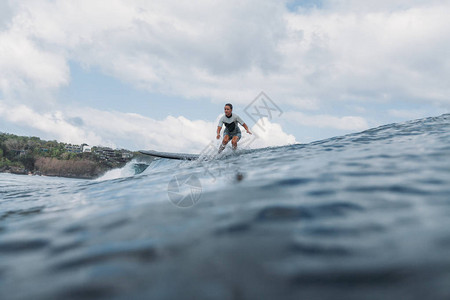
top-left (0, 132), bottom-right (135, 178)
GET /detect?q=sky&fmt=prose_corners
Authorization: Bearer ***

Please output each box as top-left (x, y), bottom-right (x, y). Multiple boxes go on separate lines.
top-left (0, 0), bottom-right (449, 153)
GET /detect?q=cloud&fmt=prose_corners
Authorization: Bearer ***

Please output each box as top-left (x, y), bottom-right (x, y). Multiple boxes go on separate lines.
top-left (0, 0), bottom-right (14, 29)
top-left (325, 0), bottom-right (447, 12)
top-left (0, 0), bottom-right (446, 107)
top-left (73, 108), bottom-right (215, 152)
top-left (387, 109), bottom-right (428, 120)
top-left (241, 117), bottom-right (297, 148)
top-left (0, 101), bottom-right (295, 151)
top-left (284, 111), bottom-right (369, 131)
top-left (0, 101), bottom-right (103, 144)
top-left (282, 2), bottom-right (450, 105)
top-left (0, 30), bottom-right (69, 102)
top-left (0, 0), bottom-right (449, 145)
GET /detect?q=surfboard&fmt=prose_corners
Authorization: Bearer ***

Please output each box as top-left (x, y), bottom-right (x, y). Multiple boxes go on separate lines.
top-left (139, 150), bottom-right (200, 160)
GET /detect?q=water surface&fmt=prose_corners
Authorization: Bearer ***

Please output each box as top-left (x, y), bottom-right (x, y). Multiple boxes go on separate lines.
top-left (1, 114), bottom-right (450, 299)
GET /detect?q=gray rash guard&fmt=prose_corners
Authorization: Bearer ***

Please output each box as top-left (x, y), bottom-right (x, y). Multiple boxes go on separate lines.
top-left (218, 113), bottom-right (244, 134)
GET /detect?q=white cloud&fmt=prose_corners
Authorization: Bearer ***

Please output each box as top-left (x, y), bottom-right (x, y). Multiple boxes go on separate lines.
top-left (0, 102), bottom-right (103, 144)
top-left (240, 117), bottom-right (297, 148)
top-left (0, 31), bottom-right (69, 101)
top-left (1, 0), bottom-right (446, 106)
top-left (73, 108), bottom-right (215, 152)
top-left (0, 0), bottom-right (449, 144)
top-left (0, 101), bottom-right (295, 151)
top-left (387, 109), bottom-right (428, 120)
top-left (282, 2), bottom-right (450, 105)
top-left (0, 0), bottom-right (14, 29)
top-left (325, 0), bottom-right (448, 12)
top-left (284, 111), bottom-right (369, 131)
top-left (284, 97), bottom-right (320, 111)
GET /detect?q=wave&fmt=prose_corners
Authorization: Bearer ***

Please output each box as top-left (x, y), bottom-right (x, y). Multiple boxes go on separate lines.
top-left (95, 159), bottom-right (151, 181)
top-left (96, 113), bottom-right (450, 182)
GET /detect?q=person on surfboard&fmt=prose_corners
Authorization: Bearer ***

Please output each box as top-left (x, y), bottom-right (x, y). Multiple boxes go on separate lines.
top-left (216, 103), bottom-right (252, 153)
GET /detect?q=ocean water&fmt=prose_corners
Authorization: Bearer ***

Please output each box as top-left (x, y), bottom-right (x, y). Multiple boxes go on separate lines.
top-left (1, 114), bottom-right (450, 300)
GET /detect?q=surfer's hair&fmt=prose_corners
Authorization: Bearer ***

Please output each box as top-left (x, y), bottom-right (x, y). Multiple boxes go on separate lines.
top-left (225, 103), bottom-right (233, 110)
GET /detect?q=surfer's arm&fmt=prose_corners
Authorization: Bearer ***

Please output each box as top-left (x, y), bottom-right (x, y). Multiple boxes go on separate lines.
top-left (235, 115), bottom-right (251, 134)
top-left (216, 126), bottom-right (222, 139)
top-left (242, 123), bottom-right (252, 135)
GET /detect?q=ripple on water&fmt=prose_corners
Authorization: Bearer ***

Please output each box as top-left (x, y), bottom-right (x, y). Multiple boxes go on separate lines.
top-left (255, 206), bottom-right (313, 222)
top-left (255, 202), bottom-right (364, 222)
top-left (0, 206), bottom-right (45, 221)
top-left (303, 223), bottom-right (386, 237)
top-left (51, 241), bottom-right (158, 271)
top-left (306, 189), bottom-right (336, 196)
top-left (61, 224), bottom-right (87, 234)
top-left (214, 222), bottom-right (252, 235)
top-left (49, 240), bottom-right (85, 256)
top-left (57, 284), bottom-right (117, 299)
top-left (100, 218), bottom-right (130, 231)
top-left (0, 238), bottom-right (50, 253)
top-left (289, 266), bottom-right (411, 287)
top-left (264, 177), bottom-right (313, 188)
top-left (346, 185), bottom-right (431, 195)
top-left (289, 245), bottom-right (354, 260)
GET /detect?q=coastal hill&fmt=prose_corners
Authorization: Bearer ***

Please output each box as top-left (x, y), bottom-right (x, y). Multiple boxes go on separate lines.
top-left (0, 133), bottom-right (135, 179)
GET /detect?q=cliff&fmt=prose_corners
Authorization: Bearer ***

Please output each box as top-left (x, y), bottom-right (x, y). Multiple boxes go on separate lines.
top-left (0, 133), bottom-right (134, 179)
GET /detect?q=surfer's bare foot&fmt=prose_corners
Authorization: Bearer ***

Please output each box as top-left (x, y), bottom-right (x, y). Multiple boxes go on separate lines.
top-left (218, 144), bottom-right (225, 153)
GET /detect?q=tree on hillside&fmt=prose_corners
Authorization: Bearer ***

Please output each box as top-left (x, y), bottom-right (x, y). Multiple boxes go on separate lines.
top-left (4, 138), bottom-right (23, 151)
top-left (19, 154), bottom-right (35, 171)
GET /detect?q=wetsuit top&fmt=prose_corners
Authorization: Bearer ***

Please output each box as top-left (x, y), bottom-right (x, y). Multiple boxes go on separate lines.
top-left (218, 113), bottom-right (244, 133)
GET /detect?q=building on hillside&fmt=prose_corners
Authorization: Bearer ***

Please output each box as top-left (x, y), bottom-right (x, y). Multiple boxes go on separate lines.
top-left (82, 145), bottom-right (92, 153)
top-left (95, 147), bottom-right (117, 161)
top-left (65, 144), bottom-right (82, 153)
top-left (122, 151), bottom-right (133, 159)
top-left (13, 149), bottom-right (27, 156)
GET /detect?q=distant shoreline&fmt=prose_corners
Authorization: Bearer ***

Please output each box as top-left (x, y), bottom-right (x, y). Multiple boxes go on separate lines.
top-left (0, 167), bottom-right (98, 180)
top-left (0, 132), bottom-right (135, 180)
top-left (0, 156), bottom-right (129, 179)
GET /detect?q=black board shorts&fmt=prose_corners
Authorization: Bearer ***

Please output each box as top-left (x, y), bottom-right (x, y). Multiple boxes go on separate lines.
top-left (224, 128), bottom-right (241, 140)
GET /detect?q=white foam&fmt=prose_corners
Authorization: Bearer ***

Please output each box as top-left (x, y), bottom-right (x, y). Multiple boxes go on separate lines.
top-left (96, 160), bottom-right (140, 181)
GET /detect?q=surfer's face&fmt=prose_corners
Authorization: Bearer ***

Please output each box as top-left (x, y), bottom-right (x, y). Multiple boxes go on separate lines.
top-left (224, 106), bottom-right (232, 117)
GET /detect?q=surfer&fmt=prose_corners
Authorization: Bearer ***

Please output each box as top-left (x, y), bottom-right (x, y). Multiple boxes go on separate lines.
top-left (216, 103), bottom-right (252, 153)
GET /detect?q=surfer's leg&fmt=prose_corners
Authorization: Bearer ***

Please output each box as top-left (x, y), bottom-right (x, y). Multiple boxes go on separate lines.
top-left (231, 136), bottom-right (240, 150)
top-left (222, 135), bottom-right (230, 144)
top-left (219, 135), bottom-right (230, 153)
